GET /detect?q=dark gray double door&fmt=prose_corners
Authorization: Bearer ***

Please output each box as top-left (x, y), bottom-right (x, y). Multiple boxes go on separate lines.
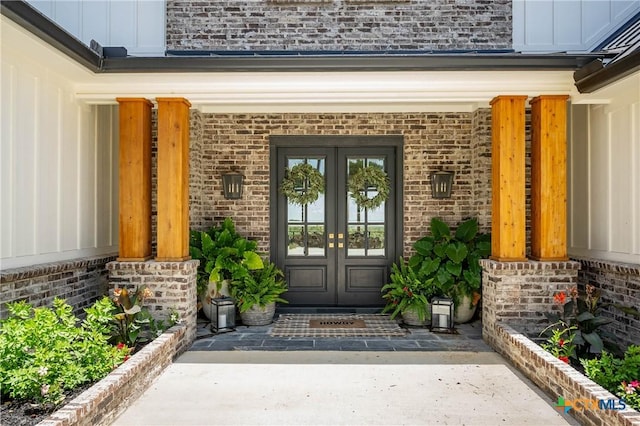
top-left (272, 138), bottom-right (401, 306)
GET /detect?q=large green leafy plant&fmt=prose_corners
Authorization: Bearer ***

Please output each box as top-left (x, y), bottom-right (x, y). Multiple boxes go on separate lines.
top-left (190, 218), bottom-right (264, 297)
top-left (408, 218), bottom-right (491, 310)
top-left (381, 258), bottom-right (435, 322)
top-left (231, 261), bottom-right (288, 313)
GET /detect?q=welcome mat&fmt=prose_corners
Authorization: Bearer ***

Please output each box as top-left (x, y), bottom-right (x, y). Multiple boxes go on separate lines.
top-left (270, 314), bottom-right (407, 337)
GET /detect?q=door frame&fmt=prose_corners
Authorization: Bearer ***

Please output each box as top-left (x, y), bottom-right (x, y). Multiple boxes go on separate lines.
top-left (269, 135), bottom-right (404, 305)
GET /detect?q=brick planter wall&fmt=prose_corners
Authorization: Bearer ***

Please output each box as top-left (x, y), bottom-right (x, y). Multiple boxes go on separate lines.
top-left (573, 256), bottom-right (640, 350)
top-left (492, 324), bottom-right (640, 426)
top-left (0, 254), bottom-right (117, 319)
top-left (39, 325), bottom-right (186, 426)
top-left (107, 260), bottom-right (199, 354)
top-left (480, 260), bottom-right (580, 347)
top-left (166, 0), bottom-right (512, 51)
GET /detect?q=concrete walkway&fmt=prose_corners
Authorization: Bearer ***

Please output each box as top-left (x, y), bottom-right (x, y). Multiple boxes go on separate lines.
top-left (113, 350), bottom-right (578, 426)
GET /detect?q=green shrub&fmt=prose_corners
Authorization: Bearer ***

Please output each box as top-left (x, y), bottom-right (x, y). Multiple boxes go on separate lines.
top-left (581, 345), bottom-right (640, 410)
top-left (0, 298), bottom-right (128, 406)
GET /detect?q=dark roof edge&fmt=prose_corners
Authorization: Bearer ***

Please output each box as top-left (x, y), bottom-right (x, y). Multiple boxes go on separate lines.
top-left (1, 0), bottom-right (101, 72)
top-left (574, 50), bottom-right (640, 93)
top-left (102, 54), bottom-right (598, 73)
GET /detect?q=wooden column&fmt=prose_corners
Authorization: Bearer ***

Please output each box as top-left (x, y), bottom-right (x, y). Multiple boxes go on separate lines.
top-left (490, 95), bottom-right (528, 262)
top-left (530, 95), bottom-right (570, 261)
top-left (156, 98), bottom-right (191, 261)
top-left (116, 98), bottom-right (152, 261)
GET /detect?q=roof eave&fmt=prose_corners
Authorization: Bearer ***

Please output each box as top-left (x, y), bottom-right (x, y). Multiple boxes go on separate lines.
top-left (574, 49), bottom-right (640, 93)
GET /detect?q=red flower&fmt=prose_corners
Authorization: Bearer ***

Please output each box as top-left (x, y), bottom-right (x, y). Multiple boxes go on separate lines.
top-left (117, 342), bottom-right (126, 350)
top-left (553, 292), bottom-right (567, 305)
top-left (123, 355), bottom-right (130, 362)
top-left (558, 356), bottom-right (569, 364)
top-left (558, 339), bottom-right (565, 347)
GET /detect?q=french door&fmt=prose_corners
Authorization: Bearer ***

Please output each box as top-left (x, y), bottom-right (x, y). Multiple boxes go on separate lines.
top-left (272, 138), bottom-right (401, 306)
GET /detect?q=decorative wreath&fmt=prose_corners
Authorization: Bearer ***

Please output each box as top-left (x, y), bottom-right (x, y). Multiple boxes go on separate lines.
top-left (348, 165), bottom-right (390, 210)
top-left (280, 163), bottom-right (325, 206)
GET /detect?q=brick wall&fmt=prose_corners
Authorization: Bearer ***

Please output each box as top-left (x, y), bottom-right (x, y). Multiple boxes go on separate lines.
top-left (574, 256), bottom-right (640, 350)
top-left (189, 111), bottom-right (494, 256)
top-left (0, 254), bottom-right (117, 319)
top-left (480, 260), bottom-right (580, 341)
top-left (107, 260), bottom-right (199, 353)
top-left (166, 0), bottom-right (512, 51)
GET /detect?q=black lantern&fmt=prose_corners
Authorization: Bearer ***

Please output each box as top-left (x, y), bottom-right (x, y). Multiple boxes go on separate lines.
top-left (430, 297), bottom-right (455, 333)
top-left (210, 297), bottom-right (236, 332)
top-left (431, 171), bottom-right (454, 199)
top-left (222, 173), bottom-right (244, 199)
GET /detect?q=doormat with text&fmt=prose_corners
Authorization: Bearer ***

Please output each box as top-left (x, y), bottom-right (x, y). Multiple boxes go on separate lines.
top-left (270, 314), bottom-right (406, 337)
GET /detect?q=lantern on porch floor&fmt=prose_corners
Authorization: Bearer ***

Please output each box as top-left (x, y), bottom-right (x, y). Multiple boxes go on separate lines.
top-left (430, 297), bottom-right (455, 333)
top-left (210, 297), bottom-right (236, 333)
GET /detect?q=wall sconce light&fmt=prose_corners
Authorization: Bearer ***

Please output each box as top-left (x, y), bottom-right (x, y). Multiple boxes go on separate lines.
top-left (222, 172), bottom-right (244, 199)
top-left (431, 171), bottom-right (454, 199)
top-left (210, 297), bottom-right (236, 333)
top-left (430, 297), bottom-right (455, 333)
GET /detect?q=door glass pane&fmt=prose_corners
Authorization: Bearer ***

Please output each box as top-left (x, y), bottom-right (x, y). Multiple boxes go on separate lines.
top-left (346, 156), bottom-right (387, 257)
top-left (286, 157), bottom-right (326, 257)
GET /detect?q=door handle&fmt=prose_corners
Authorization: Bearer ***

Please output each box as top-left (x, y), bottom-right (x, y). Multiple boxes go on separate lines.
top-left (328, 233), bottom-right (335, 248)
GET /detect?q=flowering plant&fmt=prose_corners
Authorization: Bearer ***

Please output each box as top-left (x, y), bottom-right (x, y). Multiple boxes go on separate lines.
top-left (545, 285), bottom-right (613, 358)
top-left (619, 380), bottom-right (640, 410)
top-left (112, 286), bottom-right (154, 348)
top-left (382, 258), bottom-right (434, 322)
top-left (540, 326), bottom-right (577, 363)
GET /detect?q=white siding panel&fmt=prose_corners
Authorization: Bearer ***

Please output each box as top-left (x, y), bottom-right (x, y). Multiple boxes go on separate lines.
top-left (554, 1), bottom-right (582, 47)
top-left (78, 105), bottom-right (96, 250)
top-left (0, 63), bottom-right (15, 259)
top-left (54, 1), bottom-right (82, 39)
top-left (570, 105), bottom-right (590, 249)
top-left (14, 71), bottom-right (38, 257)
top-left (28, 0), bottom-right (53, 18)
top-left (588, 105), bottom-right (610, 252)
top-left (81, 1), bottom-right (108, 48)
top-left (109, 2), bottom-right (136, 47)
top-left (95, 106), bottom-right (113, 247)
top-left (111, 108), bottom-right (119, 247)
top-left (514, 0), bottom-right (640, 52)
top-left (137, 0), bottom-right (165, 53)
top-left (37, 79), bottom-right (61, 255)
top-left (609, 105), bottom-right (633, 254)
top-left (60, 95), bottom-right (80, 253)
top-left (633, 102), bottom-right (640, 255)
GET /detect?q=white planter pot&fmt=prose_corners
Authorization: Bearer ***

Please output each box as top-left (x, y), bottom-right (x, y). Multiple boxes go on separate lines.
top-left (201, 279), bottom-right (231, 320)
top-left (454, 294), bottom-right (477, 324)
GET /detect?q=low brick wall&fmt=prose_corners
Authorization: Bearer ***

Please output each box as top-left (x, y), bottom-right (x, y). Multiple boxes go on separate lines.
top-left (0, 254), bottom-right (117, 319)
top-left (38, 324), bottom-right (186, 426)
top-left (492, 324), bottom-right (640, 426)
top-left (107, 260), bottom-right (198, 354)
top-left (573, 256), bottom-right (640, 350)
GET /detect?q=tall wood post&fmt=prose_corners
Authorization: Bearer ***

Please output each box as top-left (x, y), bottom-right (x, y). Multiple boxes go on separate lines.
top-left (530, 95), bottom-right (570, 261)
top-left (490, 95), bottom-right (528, 262)
top-left (156, 98), bottom-right (191, 261)
top-left (116, 98), bottom-right (152, 261)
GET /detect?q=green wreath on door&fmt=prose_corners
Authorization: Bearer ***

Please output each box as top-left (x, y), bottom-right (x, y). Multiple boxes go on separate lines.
top-left (348, 165), bottom-right (390, 210)
top-left (280, 163), bottom-right (325, 206)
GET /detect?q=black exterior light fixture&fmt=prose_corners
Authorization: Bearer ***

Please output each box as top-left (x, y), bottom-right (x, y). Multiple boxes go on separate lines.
top-left (430, 297), bottom-right (455, 333)
top-left (431, 171), bottom-right (454, 199)
top-left (222, 172), bottom-right (244, 199)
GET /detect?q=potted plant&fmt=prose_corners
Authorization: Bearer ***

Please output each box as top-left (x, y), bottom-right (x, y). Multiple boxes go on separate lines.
top-left (408, 217), bottom-right (490, 323)
top-left (189, 218), bottom-right (264, 319)
top-left (230, 261), bottom-right (288, 326)
top-left (381, 258), bottom-right (435, 326)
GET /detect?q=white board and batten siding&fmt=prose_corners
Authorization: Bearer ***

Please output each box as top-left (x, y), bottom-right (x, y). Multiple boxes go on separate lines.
top-left (514, 0), bottom-right (640, 53)
top-left (569, 74), bottom-right (640, 265)
top-left (27, 0), bottom-right (165, 57)
top-left (1, 31), bottom-right (119, 270)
